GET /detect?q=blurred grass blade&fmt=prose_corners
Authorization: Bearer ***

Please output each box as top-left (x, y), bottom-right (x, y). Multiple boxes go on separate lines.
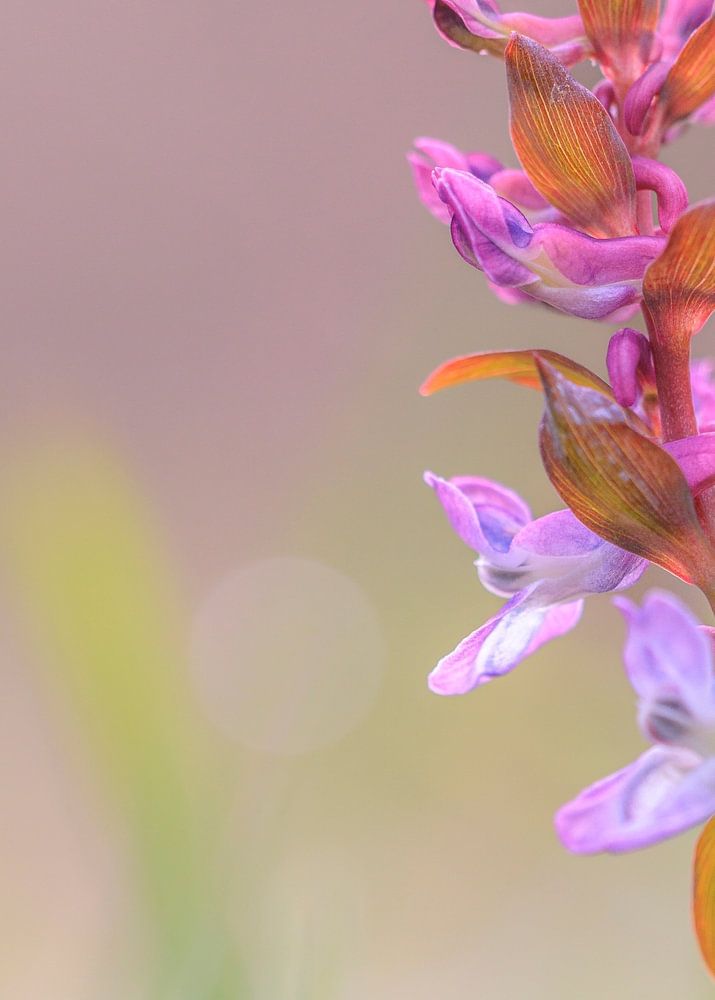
top-left (1, 440), bottom-right (244, 998)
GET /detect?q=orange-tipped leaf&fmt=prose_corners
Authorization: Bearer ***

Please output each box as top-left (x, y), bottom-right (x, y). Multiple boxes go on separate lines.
top-left (506, 34), bottom-right (638, 237)
top-left (420, 348), bottom-right (613, 396)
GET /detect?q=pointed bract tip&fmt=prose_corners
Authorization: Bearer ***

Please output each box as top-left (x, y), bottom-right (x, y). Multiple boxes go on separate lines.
top-left (423, 470), bottom-right (439, 488)
top-left (612, 594), bottom-right (636, 622)
top-left (534, 355), bottom-right (559, 392)
top-left (505, 31), bottom-right (536, 59)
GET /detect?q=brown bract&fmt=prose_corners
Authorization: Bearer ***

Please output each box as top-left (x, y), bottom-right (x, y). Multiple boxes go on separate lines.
top-left (694, 817), bottom-right (715, 978)
top-left (660, 17), bottom-right (715, 126)
top-left (642, 200), bottom-right (715, 341)
top-left (537, 360), bottom-right (714, 584)
top-left (505, 34), bottom-right (638, 237)
top-left (578, 0), bottom-right (659, 79)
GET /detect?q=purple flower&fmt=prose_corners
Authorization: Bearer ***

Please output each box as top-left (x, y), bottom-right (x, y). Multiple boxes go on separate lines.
top-left (606, 329), bottom-right (715, 436)
top-left (658, 0), bottom-right (712, 58)
top-left (432, 168), bottom-right (665, 320)
top-left (556, 591), bottom-right (715, 853)
top-left (692, 92), bottom-right (715, 127)
top-left (426, 0), bottom-right (586, 63)
top-left (425, 472), bottom-right (646, 694)
top-left (606, 328), bottom-right (655, 408)
top-left (408, 137), bottom-right (557, 225)
top-left (408, 138), bottom-right (504, 224)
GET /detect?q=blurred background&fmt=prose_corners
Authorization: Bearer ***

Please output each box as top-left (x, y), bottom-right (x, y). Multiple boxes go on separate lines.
top-left (0, 1), bottom-right (713, 997)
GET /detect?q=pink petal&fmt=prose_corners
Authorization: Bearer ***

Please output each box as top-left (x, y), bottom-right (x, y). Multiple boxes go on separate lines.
top-left (424, 471), bottom-right (530, 560)
top-left (428, 588), bottom-right (583, 694)
top-left (556, 746), bottom-right (715, 853)
top-left (664, 433), bottom-right (715, 494)
top-left (614, 590), bottom-right (715, 716)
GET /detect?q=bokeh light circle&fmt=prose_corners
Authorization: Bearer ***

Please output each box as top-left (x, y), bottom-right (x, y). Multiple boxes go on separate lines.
top-left (190, 557), bottom-right (385, 755)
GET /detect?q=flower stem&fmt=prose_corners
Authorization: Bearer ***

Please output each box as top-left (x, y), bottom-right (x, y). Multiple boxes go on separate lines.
top-left (647, 311), bottom-right (715, 559)
top-left (648, 328), bottom-right (697, 442)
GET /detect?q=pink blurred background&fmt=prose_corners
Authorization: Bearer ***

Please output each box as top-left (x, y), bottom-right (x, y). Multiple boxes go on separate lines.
top-left (0, 1), bottom-right (713, 996)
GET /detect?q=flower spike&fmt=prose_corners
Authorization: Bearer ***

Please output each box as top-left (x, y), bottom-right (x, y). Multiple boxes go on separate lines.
top-left (413, 0), bottom-right (715, 976)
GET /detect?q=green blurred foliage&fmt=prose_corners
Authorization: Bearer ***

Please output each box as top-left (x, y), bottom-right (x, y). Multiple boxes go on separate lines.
top-left (2, 441), bottom-right (244, 998)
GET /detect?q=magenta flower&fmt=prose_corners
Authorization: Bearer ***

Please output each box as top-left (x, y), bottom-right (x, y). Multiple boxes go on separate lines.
top-left (425, 472), bottom-right (645, 693)
top-left (658, 0), bottom-right (712, 58)
top-left (606, 328), bottom-right (715, 442)
top-left (407, 138), bottom-right (504, 224)
top-left (625, 15), bottom-right (715, 142)
top-left (426, 0), bottom-right (586, 63)
top-left (556, 591), bottom-right (715, 853)
top-left (408, 137), bottom-right (556, 224)
top-left (432, 168), bottom-right (666, 320)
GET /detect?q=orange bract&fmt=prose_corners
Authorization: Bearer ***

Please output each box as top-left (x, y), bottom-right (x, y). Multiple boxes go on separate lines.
top-left (643, 200), bottom-right (715, 341)
top-left (660, 17), bottom-right (715, 125)
top-left (537, 361), bottom-right (715, 586)
top-left (694, 818), bottom-right (715, 978)
top-left (506, 34), bottom-right (638, 238)
top-left (578, 0), bottom-right (659, 78)
top-left (419, 348), bottom-right (612, 396)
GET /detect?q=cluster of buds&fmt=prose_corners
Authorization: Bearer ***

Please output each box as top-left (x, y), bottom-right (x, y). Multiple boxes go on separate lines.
top-left (411, 0), bottom-right (715, 975)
